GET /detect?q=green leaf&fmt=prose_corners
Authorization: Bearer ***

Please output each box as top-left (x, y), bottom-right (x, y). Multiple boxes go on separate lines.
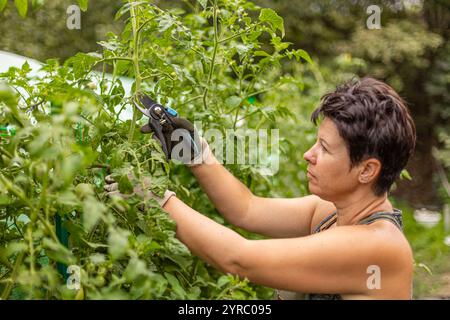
top-left (400, 169), bottom-right (412, 181)
top-left (294, 49), bottom-right (313, 64)
top-left (164, 273), bottom-right (186, 298)
top-left (0, 82), bottom-right (19, 107)
top-left (64, 52), bottom-right (99, 79)
top-left (225, 96), bottom-right (241, 109)
top-left (124, 257), bottom-right (148, 281)
top-left (56, 190), bottom-right (79, 207)
top-left (82, 240), bottom-right (108, 249)
top-left (108, 227), bottom-right (130, 260)
top-left (75, 183), bottom-right (94, 198)
top-left (158, 14), bottom-right (175, 32)
top-left (0, 195), bottom-right (11, 206)
top-left (415, 262), bottom-right (432, 275)
top-left (0, 0), bottom-right (7, 12)
top-left (89, 253), bottom-right (106, 264)
top-left (254, 50), bottom-right (270, 57)
top-left (271, 37), bottom-right (291, 52)
top-left (77, 0), bottom-right (88, 12)
top-left (82, 196), bottom-right (106, 231)
top-left (1, 242), bottom-right (27, 259)
top-left (61, 154), bottom-right (83, 186)
top-left (149, 175), bottom-right (169, 197)
top-left (259, 8), bottom-right (285, 37)
top-left (42, 238), bottom-right (76, 265)
top-left (186, 286), bottom-right (201, 299)
top-left (14, 0), bottom-right (28, 18)
top-left (217, 275), bottom-right (232, 288)
top-left (21, 61), bottom-right (31, 73)
top-left (31, 0), bottom-right (45, 9)
top-left (197, 0), bottom-right (207, 9)
top-left (118, 173), bottom-right (134, 194)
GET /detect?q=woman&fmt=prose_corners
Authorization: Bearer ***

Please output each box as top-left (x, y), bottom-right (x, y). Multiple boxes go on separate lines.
top-left (105, 77), bottom-right (416, 299)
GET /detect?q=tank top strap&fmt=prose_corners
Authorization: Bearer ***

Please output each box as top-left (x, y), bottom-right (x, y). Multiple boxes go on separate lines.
top-left (313, 208), bottom-right (403, 234)
top-left (312, 211), bottom-right (337, 234)
top-left (357, 209), bottom-right (403, 230)
top-left (307, 208), bottom-right (403, 300)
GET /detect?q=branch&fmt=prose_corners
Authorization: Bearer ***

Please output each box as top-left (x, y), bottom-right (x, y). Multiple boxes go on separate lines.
top-left (202, 0), bottom-right (219, 111)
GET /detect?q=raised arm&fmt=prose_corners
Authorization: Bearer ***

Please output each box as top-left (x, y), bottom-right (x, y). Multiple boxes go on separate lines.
top-left (191, 157), bottom-right (330, 238)
top-left (141, 114), bottom-right (330, 238)
top-left (163, 196), bottom-right (413, 299)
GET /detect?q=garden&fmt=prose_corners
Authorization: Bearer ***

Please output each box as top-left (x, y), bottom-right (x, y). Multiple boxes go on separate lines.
top-left (0, 0), bottom-right (449, 300)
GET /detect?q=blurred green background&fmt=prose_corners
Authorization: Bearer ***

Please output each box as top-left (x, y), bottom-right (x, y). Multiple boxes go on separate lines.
top-left (0, 0), bottom-right (449, 299)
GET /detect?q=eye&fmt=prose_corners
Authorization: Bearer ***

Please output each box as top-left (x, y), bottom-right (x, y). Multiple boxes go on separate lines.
top-left (320, 142), bottom-right (328, 152)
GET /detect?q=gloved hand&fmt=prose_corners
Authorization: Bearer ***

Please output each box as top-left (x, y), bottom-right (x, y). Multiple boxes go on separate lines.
top-left (141, 118), bottom-right (217, 167)
top-left (103, 174), bottom-right (175, 209)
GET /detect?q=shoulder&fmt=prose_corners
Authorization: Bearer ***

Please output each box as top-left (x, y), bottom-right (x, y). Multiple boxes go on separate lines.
top-left (311, 212), bottom-right (413, 269)
top-left (238, 219), bottom-right (412, 297)
top-left (309, 197), bottom-right (336, 234)
top-left (365, 219), bottom-right (413, 270)
top-left (354, 221), bottom-right (413, 298)
top-left (315, 221), bottom-right (412, 297)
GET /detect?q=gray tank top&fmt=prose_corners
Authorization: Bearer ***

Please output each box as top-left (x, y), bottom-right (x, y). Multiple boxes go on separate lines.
top-left (307, 209), bottom-right (403, 300)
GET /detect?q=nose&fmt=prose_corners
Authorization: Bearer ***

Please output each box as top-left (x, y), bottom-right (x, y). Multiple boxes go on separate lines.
top-left (303, 144), bottom-right (316, 165)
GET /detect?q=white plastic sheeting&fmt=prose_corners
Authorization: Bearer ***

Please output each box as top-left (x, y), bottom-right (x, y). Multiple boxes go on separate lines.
top-left (0, 50), bottom-right (134, 120)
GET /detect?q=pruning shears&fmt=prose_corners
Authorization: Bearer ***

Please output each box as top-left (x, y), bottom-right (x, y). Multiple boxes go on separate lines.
top-left (133, 93), bottom-right (200, 161)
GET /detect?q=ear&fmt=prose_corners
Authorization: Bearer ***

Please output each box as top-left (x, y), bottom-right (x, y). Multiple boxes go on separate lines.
top-left (358, 158), bottom-right (381, 184)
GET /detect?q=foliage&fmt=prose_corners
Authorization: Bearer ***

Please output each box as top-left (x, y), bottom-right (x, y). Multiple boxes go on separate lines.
top-left (261, 0), bottom-right (450, 207)
top-left (0, 0), bottom-right (311, 299)
top-left (337, 20), bottom-right (442, 88)
top-left (396, 201), bottom-right (450, 298)
top-left (0, 0), bottom-right (88, 17)
top-left (0, 0), bottom-right (123, 61)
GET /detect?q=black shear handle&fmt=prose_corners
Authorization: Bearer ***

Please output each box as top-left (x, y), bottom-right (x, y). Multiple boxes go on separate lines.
top-left (148, 117), bottom-right (173, 159)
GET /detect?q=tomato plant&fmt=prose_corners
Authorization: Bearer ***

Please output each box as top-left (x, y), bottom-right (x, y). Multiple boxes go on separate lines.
top-left (0, 0), bottom-right (311, 299)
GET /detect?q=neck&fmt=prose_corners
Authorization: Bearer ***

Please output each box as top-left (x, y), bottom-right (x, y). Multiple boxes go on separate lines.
top-left (333, 189), bottom-right (392, 226)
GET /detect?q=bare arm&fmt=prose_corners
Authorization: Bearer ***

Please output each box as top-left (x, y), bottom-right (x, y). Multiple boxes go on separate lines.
top-left (190, 161), bottom-right (331, 238)
top-left (234, 223), bottom-right (413, 298)
top-left (163, 196), bottom-right (413, 298)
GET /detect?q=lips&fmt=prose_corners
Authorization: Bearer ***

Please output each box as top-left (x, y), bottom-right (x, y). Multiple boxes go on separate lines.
top-left (307, 169), bottom-right (315, 179)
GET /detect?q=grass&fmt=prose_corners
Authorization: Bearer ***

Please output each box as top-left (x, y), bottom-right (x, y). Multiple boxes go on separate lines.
top-left (393, 199), bottom-right (450, 299)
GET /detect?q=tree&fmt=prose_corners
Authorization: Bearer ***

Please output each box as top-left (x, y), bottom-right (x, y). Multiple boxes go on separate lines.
top-left (0, 0), bottom-right (309, 299)
top-left (0, 0), bottom-right (123, 61)
top-left (261, 0), bottom-right (450, 207)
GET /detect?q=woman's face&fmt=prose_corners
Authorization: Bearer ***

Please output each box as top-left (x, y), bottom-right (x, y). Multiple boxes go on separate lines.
top-left (303, 117), bottom-right (361, 202)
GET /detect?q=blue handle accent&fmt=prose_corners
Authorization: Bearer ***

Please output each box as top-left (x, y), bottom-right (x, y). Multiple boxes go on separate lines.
top-left (166, 107), bottom-right (178, 117)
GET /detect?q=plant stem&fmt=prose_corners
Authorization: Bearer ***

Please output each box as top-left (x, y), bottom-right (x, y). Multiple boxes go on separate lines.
top-left (0, 174), bottom-right (30, 206)
top-left (26, 228), bottom-right (35, 294)
top-left (1, 251), bottom-right (25, 300)
top-left (87, 164), bottom-right (111, 171)
top-left (0, 147), bottom-right (13, 159)
top-left (86, 57), bottom-right (133, 76)
top-left (218, 23), bottom-right (260, 44)
top-left (136, 17), bottom-right (157, 35)
top-left (179, 95), bottom-right (203, 107)
top-left (202, 0), bottom-right (219, 111)
top-left (128, 1), bottom-right (143, 143)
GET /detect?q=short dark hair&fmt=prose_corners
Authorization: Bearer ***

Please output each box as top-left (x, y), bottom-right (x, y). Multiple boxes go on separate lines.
top-left (311, 77), bottom-right (416, 196)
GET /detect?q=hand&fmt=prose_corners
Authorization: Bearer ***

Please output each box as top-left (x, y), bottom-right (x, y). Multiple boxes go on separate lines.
top-left (141, 117), bottom-right (217, 166)
top-left (103, 174), bottom-right (175, 209)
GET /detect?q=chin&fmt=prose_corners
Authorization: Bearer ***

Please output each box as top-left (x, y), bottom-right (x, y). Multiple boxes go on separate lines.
top-left (308, 182), bottom-right (320, 195)
top-left (308, 183), bottom-right (329, 201)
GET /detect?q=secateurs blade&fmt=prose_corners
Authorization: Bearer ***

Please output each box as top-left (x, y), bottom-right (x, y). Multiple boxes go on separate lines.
top-left (133, 93), bottom-right (199, 161)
